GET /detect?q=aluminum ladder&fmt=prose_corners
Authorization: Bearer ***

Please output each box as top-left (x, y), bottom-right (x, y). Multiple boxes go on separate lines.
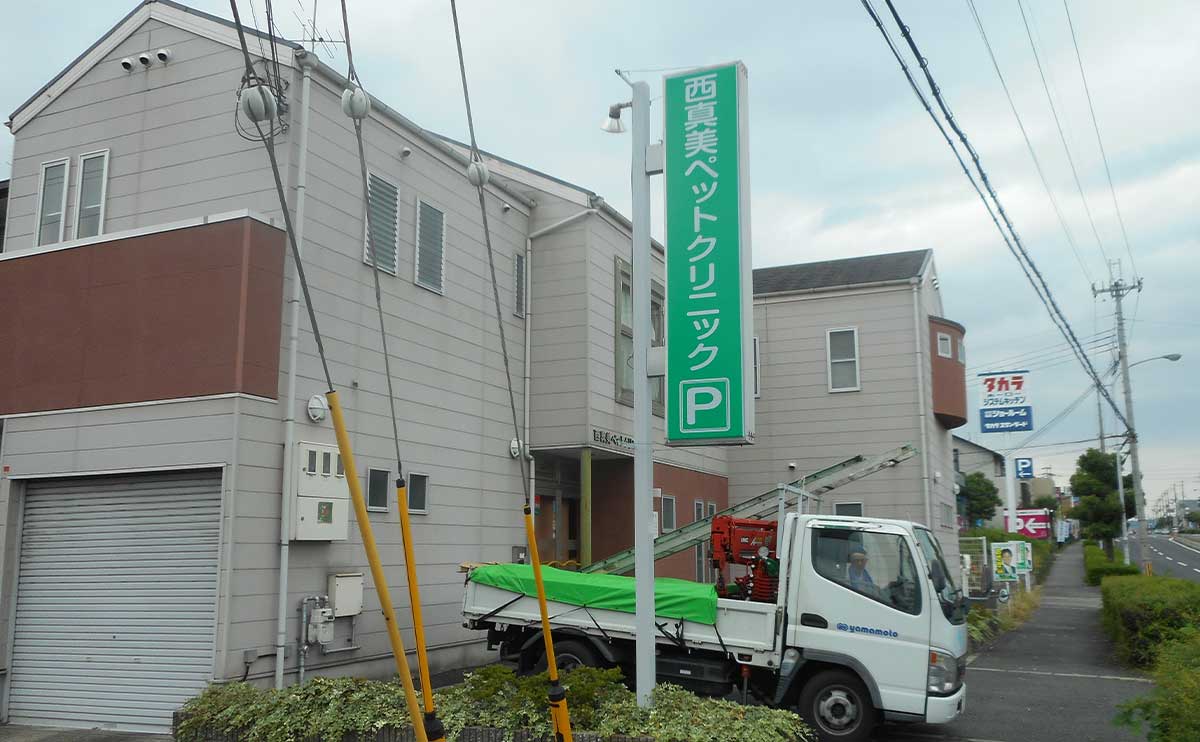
top-left (581, 444), bottom-right (918, 575)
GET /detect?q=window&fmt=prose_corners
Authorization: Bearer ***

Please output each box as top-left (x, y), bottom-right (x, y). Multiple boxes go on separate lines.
top-left (367, 468), bottom-right (390, 512)
top-left (826, 328), bottom-right (860, 392)
top-left (415, 198), bottom-right (445, 292)
top-left (937, 332), bottom-right (953, 359)
top-left (940, 502), bottom-right (955, 528)
top-left (364, 172), bottom-right (399, 275)
top-left (707, 502), bottom-right (717, 518)
top-left (834, 502), bottom-right (864, 517)
top-left (407, 473), bottom-right (429, 514)
top-left (659, 494), bottom-right (676, 531)
top-left (996, 458), bottom-right (1006, 478)
top-left (811, 527), bottom-right (922, 615)
top-left (615, 258), bottom-right (664, 413)
top-left (694, 501), bottom-right (707, 582)
top-left (752, 336), bottom-right (761, 398)
top-left (957, 338), bottom-right (966, 365)
top-left (513, 252), bottom-right (526, 318)
top-left (36, 158), bottom-right (69, 246)
top-left (335, 454), bottom-right (345, 477)
top-left (952, 448), bottom-right (961, 472)
top-left (321, 451), bottom-right (332, 476)
top-left (74, 150), bottom-right (109, 239)
top-left (305, 449), bottom-right (318, 475)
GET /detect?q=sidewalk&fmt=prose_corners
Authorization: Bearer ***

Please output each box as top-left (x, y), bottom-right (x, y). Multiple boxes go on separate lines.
top-left (880, 541), bottom-right (1150, 741)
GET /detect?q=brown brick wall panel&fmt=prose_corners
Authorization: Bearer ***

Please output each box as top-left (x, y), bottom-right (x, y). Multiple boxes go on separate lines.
top-left (0, 217), bottom-right (284, 414)
top-left (930, 317), bottom-right (967, 429)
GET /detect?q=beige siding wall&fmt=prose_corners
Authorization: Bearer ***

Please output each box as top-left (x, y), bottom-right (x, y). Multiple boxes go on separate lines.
top-left (3, 19), bottom-right (287, 251)
top-left (730, 285), bottom-right (925, 518)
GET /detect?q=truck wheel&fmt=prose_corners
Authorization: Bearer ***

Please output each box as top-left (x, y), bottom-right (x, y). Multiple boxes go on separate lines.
top-left (530, 639), bottom-right (601, 674)
top-left (797, 669), bottom-right (878, 742)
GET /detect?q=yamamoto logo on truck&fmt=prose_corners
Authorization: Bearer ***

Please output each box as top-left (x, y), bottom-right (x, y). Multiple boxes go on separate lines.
top-left (836, 622), bottom-right (899, 638)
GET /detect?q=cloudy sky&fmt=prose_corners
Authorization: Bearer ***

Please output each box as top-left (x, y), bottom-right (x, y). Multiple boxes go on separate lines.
top-left (3, 1), bottom-right (1196, 511)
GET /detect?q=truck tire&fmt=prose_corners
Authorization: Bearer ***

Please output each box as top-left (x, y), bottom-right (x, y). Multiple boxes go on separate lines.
top-left (796, 668), bottom-right (879, 742)
top-left (530, 639), bottom-right (602, 674)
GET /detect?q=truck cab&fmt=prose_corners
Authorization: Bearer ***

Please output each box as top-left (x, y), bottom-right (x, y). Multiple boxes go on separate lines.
top-left (780, 514), bottom-right (967, 738)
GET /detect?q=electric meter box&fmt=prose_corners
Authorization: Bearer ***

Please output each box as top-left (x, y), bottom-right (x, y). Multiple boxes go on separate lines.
top-left (291, 441), bottom-right (350, 541)
top-left (327, 572), bottom-right (364, 617)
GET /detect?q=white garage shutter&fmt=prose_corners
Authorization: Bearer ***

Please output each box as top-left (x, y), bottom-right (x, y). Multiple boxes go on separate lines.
top-left (8, 470), bottom-right (222, 733)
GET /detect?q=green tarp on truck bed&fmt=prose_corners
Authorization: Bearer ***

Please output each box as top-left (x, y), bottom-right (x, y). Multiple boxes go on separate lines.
top-left (469, 563), bottom-right (718, 625)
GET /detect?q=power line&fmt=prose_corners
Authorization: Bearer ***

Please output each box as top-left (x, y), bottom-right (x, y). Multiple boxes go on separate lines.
top-left (1063, 0), bottom-right (1138, 279)
top-left (965, 0), bottom-right (1093, 285)
top-left (867, 0), bottom-right (1130, 432)
top-left (967, 329), bottom-right (1113, 374)
top-left (1016, 0), bottom-right (1109, 266)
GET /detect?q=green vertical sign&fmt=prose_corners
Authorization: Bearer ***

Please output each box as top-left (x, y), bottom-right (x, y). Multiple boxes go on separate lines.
top-left (664, 62), bottom-right (754, 445)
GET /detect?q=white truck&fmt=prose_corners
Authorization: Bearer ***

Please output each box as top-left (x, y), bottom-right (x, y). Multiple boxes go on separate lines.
top-left (463, 513), bottom-right (967, 742)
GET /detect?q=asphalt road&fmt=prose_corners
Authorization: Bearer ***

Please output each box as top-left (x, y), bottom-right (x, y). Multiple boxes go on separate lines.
top-left (1123, 533), bottom-right (1200, 581)
top-left (873, 542), bottom-right (1148, 742)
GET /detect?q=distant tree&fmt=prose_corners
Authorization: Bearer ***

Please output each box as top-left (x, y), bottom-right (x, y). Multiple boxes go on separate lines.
top-left (1069, 448), bottom-right (1124, 555)
top-left (1188, 511), bottom-right (1200, 527)
top-left (962, 472), bottom-right (1002, 525)
top-left (1033, 494), bottom-right (1059, 517)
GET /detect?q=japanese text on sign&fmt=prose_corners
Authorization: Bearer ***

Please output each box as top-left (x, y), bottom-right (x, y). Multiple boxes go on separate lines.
top-left (978, 370), bottom-right (1035, 434)
top-left (664, 62), bottom-right (753, 445)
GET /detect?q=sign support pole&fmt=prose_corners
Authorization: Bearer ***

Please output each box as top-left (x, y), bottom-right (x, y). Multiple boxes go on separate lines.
top-left (1004, 455), bottom-right (1018, 533)
top-left (630, 79), bottom-right (657, 708)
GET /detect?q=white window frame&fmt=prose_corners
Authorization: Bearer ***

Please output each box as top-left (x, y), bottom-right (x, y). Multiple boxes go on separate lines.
top-left (752, 336), bottom-right (761, 398)
top-left (826, 327), bottom-right (861, 393)
top-left (407, 472), bottom-right (430, 514)
top-left (366, 467), bottom-right (390, 512)
top-left (957, 337), bottom-right (966, 365)
top-left (513, 252), bottom-right (526, 318)
top-left (937, 332), bottom-right (953, 359)
top-left (659, 494), bottom-right (677, 532)
top-left (707, 502), bottom-right (717, 518)
top-left (35, 157), bottom-right (70, 246)
top-left (414, 197), bottom-right (446, 294)
top-left (73, 149), bottom-right (110, 239)
top-left (615, 257), bottom-right (665, 414)
top-left (363, 171), bottom-right (400, 276)
top-left (834, 501), bottom-right (864, 517)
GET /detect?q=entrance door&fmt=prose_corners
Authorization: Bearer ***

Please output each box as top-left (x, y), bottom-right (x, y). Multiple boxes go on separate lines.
top-left (8, 470), bottom-right (222, 733)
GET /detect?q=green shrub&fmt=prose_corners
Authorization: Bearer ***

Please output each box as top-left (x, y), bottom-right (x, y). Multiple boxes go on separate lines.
top-left (965, 528), bottom-right (1055, 583)
top-left (1101, 575), bottom-right (1200, 666)
top-left (1084, 544), bottom-right (1140, 585)
top-left (178, 665), bottom-right (813, 742)
top-left (1116, 628), bottom-right (1200, 740)
top-left (1083, 538), bottom-right (1099, 547)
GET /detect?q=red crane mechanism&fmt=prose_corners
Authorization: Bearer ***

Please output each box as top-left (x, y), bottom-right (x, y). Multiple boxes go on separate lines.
top-left (710, 516), bottom-right (781, 603)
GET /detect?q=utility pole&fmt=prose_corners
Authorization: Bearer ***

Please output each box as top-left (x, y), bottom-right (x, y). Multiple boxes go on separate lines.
top-left (1116, 451), bottom-right (1129, 563)
top-left (1094, 271), bottom-right (1150, 574)
top-left (1096, 387), bottom-right (1106, 453)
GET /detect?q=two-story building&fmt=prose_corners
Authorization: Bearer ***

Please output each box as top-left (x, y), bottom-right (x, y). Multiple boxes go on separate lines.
top-left (732, 251), bottom-right (968, 562)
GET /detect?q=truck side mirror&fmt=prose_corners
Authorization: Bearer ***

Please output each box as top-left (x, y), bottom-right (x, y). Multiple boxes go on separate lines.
top-left (930, 561), bottom-right (947, 592)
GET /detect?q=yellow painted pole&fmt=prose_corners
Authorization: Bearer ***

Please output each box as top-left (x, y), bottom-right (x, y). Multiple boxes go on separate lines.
top-left (523, 502), bottom-right (574, 742)
top-left (396, 478), bottom-right (445, 741)
top-left (327, 391), bottom-right (429, 742)
top-left (580, 449), bottom-right (592, 567)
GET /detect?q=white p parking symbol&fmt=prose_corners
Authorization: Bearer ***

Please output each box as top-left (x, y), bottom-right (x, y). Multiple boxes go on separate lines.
top-left (686, 385), bottom-right (723, 425)
top-left (679, 378), bottom-right (731, 434)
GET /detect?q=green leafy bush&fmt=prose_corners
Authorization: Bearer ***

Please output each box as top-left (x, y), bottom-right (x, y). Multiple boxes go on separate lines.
top-left (1116, 628), bottom-right (1200, 740)
top-left (1101, 575), bottom-right (1200, 666)
top-left (178, 665), bottom-right (813, 742)
top-left (1083, 538), bottom-right (1099, 547)
top-left (1084, 544), bottom-right (1139, 586)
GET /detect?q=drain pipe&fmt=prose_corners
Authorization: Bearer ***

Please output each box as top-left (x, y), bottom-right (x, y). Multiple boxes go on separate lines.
top-left (912, 281), bottom-right (933, 530)
top-left (274, 51), bottom-right (316, 689)
top-left (522, 207), bottom-right (597, 533)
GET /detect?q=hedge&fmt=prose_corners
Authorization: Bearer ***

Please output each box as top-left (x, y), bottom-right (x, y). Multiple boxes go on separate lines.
top-left (175, 666), bottom-right (813, 742)
top-left (1116, 628), bottom-right (1200, 740)
top-left (1100, 574), bottom-right (1200, 666)
top-left (964, 528), bottom-right (1055, 584)
top-left (1084, 544), bottom-right (1139, 586)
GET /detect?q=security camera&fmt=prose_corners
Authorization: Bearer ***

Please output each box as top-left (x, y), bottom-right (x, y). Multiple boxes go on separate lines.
top-left (138, 53), bottom-right (152, 67)
top-left (501, 202), bottom-right (512, 213)
top-left (120, 58), bottom-right (134, 72)
top-left (156, 48), bottom-right (172, 64)
top-left (787, 462), bottom-right (797, 471)
top-left (399, 146), bottom-right (413, 159)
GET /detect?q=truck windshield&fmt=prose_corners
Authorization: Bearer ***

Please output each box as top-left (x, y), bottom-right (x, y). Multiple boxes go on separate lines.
top-left (914, 528), bottom-right (966, 625)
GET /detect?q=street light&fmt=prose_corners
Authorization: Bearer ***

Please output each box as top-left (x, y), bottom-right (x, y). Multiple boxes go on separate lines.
top-left (603, 79), bottom-right (657, 707)
top-left (1129, 353), bottom-right (1182, 369)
